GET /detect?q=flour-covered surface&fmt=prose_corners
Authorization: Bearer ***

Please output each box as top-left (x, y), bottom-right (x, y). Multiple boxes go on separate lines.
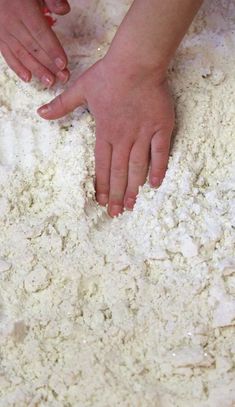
top-left (0, 1), bottom-right (235, 406)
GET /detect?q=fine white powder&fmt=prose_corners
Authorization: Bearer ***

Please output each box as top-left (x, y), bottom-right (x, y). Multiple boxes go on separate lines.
top-left (0, 1), bottom-right (234, 406)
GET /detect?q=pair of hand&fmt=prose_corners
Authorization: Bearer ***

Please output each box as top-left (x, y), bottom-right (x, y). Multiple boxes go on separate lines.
top-left (0, 0), bottom-right (175, 217)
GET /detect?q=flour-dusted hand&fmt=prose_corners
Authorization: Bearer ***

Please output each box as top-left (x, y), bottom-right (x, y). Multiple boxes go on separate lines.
top-left (37, 58), bottom-right (175, 217)
top-left (0, 0), bottom-right (70, 86)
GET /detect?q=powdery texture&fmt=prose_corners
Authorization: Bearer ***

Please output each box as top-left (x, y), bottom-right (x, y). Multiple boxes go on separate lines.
top-left (0, 1), bottom-right (235, 406)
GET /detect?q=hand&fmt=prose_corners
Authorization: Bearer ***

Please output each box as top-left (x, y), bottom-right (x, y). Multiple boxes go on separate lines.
top-left (37, 57), bottom-right (175, 217)
top-left (0, 0), bottom-right (70, 86)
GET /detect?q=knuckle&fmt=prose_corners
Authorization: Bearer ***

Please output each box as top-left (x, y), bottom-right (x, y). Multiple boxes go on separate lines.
top-left (34, 66), bottom-right (45, 78)
top-left (14, 46), bottom-right (26, 60)
top-left (30, 25), bottom-right (59, 57)
top-left (95, 158), bottom-right (108, 172)
top-left (24, 38), bottom-right (38, 54)
top-left (152, 142), bottom-right (169, 155)
top-left (31, 24), bottom-right (47, 38)
top-left (152, 132), bottom-right (171, 153)
top-left (153, 145), bottom-right (168, 154)
top-left (129, 159), bottom-right (148, 173)
top-left (112, 166), bottom-right (126, 178)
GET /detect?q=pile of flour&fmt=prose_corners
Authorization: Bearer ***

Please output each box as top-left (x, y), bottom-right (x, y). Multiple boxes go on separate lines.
top-left (0, 0), bottom-right (234, 406)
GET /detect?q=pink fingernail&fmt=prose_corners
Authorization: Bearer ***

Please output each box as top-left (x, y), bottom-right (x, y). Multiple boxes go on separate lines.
top-left (57, 70), bottom-right (69, 84)
top-left (41, 75), bottom-right (53, 87)
top-left (56, 0), bottom-right (66, 7)
top-left (125, 198), bottom-right (135, 210)
top-left (20, 72), bottom-right (30, 82)
top-left (110, 205), bottom-right (122, 217)
top-left (37, 105), bottom-right (50, 116)
top-left (55, 57), bottom-right (66, 70)
top-left (97, 194), bottom-right (108, 206)
top-left (151, 177), bottom-right (161, 188)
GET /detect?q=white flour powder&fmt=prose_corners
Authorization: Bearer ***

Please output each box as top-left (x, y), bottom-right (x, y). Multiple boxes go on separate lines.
top-left (0, 1), bottom-right (234, 406)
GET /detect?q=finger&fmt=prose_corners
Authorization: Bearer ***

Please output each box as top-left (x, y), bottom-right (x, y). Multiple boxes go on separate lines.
top-left (95, 137), bottom-right (112, 206)
top-left (56, 68), bottom-right (70, 84)
top-left (45, 0), bottom-right (71, 15)
top-left (37, 79), bottom-right (86, 119)
top-left (22, 2), bottom-right (68, 70)
top-left (10, 21), bottom-right (69, 82)
top-left (149, 128), bottom-right (172, 188)
top-left (124, 139), bottom-right (150, 210)
top-left (108, 143), bottom-right (131, 217)
top-left (0, 41), bottom-right (31, 82)
top-left (7, 35), bottom-right (55, 87)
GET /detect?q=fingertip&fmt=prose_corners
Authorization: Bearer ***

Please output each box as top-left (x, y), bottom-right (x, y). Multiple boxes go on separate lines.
top-left (149, 176), bottom-right (162, 188)
top-left (37, 104), bottom-right (50, 118)
top-left (124, 197), bottom-right (136, 211)
top-left (46, 0), bottom-right (71, 16)
top-left (20, 71), bottom-right (31, 83)
top-left (55, 57), bottom-right (67, 70)
top-left (54, 4), bottom-right (71, 15)
top-left (96, 194), bottom-right (109, 207)
top-left (56, 69), bottom-right (70, 84)
top-left (41, 75), bottom-right (55, 88)
top-left (108, 204), bottom-right (123, 218)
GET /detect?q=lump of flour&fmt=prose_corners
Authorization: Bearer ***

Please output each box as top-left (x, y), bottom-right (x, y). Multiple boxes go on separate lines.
top-left (23, 266), bottom-right (51, 293)
top-left (0, 259), bottom-right (11, 273)
top-left (180, 235), bottom-right (198, 258)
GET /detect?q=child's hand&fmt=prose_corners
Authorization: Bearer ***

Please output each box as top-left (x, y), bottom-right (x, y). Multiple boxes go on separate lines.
top-left (0, 0), bottom-right (69, 86)
top-left (37, 58), bottom-right (174, 217)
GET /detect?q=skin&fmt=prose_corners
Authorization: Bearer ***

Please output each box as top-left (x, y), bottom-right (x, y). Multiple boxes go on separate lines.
top-left (38, 0), bottom-right (203, 217)
top-left (0, 0), bottom-right (70, 86)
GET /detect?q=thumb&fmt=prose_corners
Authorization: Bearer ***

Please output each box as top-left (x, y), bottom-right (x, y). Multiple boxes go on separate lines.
top-left (37, 80), bottom-right (87, 120)
top-left (45, 0), bottom-right (71, 15)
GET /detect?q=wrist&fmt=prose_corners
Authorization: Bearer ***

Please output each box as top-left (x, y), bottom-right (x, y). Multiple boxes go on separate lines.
top-left (103, 47), bottom-right (168, 86)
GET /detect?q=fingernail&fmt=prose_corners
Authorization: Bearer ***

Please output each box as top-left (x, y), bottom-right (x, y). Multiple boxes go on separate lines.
top-left (20, 72), bottom-right (30, 82)
top-left (41, 75), bottom-right (53, 87)
top-left (109, 205), bottom-right (122, 217)
top-left (97, 194), bottom-right (108, 206)
top-left (53, 1), bottom-right (70, 14)
top-left (151, 177), bottom-right (161, 188)
top-left (56, 0), bottom-right (66, 7)
top-left (55, 57), bottom-right (66, 70)
top-left (57, 70), bottom-right (69, 84)
top-left (125, 198), bottom-right (135, 210)
top-left (37, 105), bottom-right (50, 116)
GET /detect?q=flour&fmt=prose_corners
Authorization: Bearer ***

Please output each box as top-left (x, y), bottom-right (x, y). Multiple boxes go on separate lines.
top-left (0, 0), bottom-right (235, 406)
